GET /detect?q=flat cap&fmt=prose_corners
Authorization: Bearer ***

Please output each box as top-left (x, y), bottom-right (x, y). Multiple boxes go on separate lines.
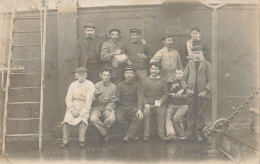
top-left (191, 27), bottom-right (201, 33)
top-left (130, 28), bottom-right (141, 34)
top-left (74, 67), bottom-right (88, 73)
top-left (191, 45), bottom-right (203, 51)
top-left (84, 23), bottom-right (96, 29)
top-left (109, 28), bottom-right (121, 34)
top-left (162, 34), bottom-right (174, 40)
top-left (123, 66), bottom-right (136, 73)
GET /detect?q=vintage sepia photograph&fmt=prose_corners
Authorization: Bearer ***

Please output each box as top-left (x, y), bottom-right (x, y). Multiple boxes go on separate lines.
top-left (0, 0), bottom-right (259, 163)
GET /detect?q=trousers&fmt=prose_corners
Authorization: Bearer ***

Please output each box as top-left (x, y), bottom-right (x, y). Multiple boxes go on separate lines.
top-left (62, 121), bottom-right (88, 144)
top-left (166, 104), bottom-right (188, 137)
top-left (90, 108), bottom-right (115, 136)
top-left (143, 105), bottom-right (166, 137)
top-left (115, 104), bottom-right (142, 138)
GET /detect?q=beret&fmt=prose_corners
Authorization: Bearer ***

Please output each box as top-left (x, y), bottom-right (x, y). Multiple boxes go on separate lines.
top-left (130, 28), bottom-right (141, 34)
top-left (162, 34), bottom-right (174, 40)
top-left (109, 28), bottom-right (121, 34)
top-left (84, 23), bottom-right (96, 29)
top-left (74, 67), bottom-right (88, 73)
top-left (123, 66), bottom-right (136, 73)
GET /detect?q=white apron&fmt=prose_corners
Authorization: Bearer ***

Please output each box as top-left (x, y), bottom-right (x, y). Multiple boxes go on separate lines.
top-left (62, 80), bottom-right (95, 126)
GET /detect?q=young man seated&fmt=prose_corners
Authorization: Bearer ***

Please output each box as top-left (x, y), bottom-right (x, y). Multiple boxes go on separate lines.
top-left (165, 66), bottom-right (189, 141)
top-left (90, 68), bottom-right (117, 142)
top-left (143, 62), bottom-right (168, 141)
top-left (61, 67), bottom-right (95, 148)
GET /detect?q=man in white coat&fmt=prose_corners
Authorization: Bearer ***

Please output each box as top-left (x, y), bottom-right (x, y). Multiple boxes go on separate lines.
top-left (61, 67), bottom-right (95, 148)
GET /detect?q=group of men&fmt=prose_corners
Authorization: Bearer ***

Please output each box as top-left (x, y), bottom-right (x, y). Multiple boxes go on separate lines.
top-left (60, 23), bottom-right (212, 148)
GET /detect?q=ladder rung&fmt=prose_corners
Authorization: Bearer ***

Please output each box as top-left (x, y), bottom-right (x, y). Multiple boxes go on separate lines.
top-left (13, 30), bottom-right (42, 33)
top-left (6, 134), bottom-right (39, 137)
top-left (12, 44), bottom-right (41, 47)
top-left (8, 102), bottom-right (40, 105)
top-left (10, 72), bottom-right (40, 75)
top-left (10, 87), bottom-right (41, 89)
top-left (12, 58), bottom-right (41, 61)
top-left (8, 118), bottom-right (39, 121)
top-left (14, 17), bottom-right (41, 20)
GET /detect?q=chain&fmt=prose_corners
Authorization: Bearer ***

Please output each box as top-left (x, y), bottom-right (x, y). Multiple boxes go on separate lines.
top-left (202, 88), bottom-right (260, 137)
top-left (227, 88), bottom-right (260, 122)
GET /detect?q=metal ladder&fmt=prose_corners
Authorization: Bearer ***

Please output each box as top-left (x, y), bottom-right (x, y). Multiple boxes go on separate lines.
top-left (2, 8), bottom-right (47, 155)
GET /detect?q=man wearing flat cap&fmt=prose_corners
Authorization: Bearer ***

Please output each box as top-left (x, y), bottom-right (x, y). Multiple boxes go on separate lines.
top-left (114, 66), bottom-right (144, 143)
top-left (150, 34), bottom-right (183, 83)
top-left (61, 67), bottom-right (95, 148)
top-left (76, 23), bottom-right (102, 83)
top-left (100, 28), bottom-right (127, 84)
top-left (122, 28), bottom-right (152, 84)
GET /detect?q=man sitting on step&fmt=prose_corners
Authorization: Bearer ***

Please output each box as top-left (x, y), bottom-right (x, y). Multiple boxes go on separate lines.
top-left (90, 67), bottom-right (117, 142)
top-left (61, 67), bottom-right (95, 148)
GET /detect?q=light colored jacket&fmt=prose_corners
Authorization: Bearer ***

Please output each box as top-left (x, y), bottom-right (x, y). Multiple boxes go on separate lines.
top-left (150, 47), bottom-right (183, 82)
top-left (181, 59), bottom-right (212, 95)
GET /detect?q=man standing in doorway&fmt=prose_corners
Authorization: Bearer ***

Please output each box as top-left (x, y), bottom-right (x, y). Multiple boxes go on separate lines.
top-left (76, 23), bottom-right (101, 83)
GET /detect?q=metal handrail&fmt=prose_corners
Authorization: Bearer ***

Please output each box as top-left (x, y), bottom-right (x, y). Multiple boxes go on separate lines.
top-left (2, 10), bottom-right (15, 156)
top-left (1, 12), bottom-right (8, 91)
top-left (39, 7), bottom-right (47, 152)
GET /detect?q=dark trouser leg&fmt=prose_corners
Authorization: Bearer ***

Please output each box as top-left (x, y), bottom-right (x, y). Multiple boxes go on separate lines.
top-left (143, 108), bottom-right (151, 137)
top-left (115, 108), bottom-right (129, 134)
top-left (194, 98), bottom-right (206, 138)
top-left (126, 106), bottom-right (142, 138)
top-left (62, 123), bottom-right (71, 144)
top-left (185, 96), bottom-right (197, 138)
top-left (79, 121), bottom-right (88, 142)
top-left (173, 105), bottom-right (189, 137)
top-left (155, 105), bottom-right (167, 138)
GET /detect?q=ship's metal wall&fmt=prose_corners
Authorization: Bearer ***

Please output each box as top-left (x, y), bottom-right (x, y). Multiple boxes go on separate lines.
top-left (0, 5), bottom-right (259, 139)
top-left (0, 10), bottom-right (59, 138)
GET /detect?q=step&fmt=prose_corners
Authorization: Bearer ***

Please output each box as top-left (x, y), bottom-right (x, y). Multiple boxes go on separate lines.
top-left (216, 129), bottom-right (260, 162)
top-left (10, 87), bottom-right (41, 90)
top-left (12, 44), bottom-right (41, 47)
top-left (7, 118), bottom-right (39, 121)
top-left (12, 58), bottom-right (41, 61)
top-left (6, 134), bottom-right (39, 137)
top-left (10, 72), bottom-right (41, 75)
top-left (13, 30), bottom-right (42, 33)
top-left (8, 102), bottom-right (40, 105)
top-left (14, 17), bottom-right (41, 20)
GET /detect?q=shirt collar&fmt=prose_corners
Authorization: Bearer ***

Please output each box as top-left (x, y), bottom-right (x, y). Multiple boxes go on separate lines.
top-left (149, 75), bottom-right (160, 79)
top-left (130, 40), bottom-right (141, 43)
top-left (101, 81), bottom-right (111, 86)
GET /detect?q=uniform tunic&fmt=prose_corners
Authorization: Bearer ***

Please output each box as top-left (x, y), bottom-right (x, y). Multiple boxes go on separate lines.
top-left (62, 80), bottom-right (95, 126)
